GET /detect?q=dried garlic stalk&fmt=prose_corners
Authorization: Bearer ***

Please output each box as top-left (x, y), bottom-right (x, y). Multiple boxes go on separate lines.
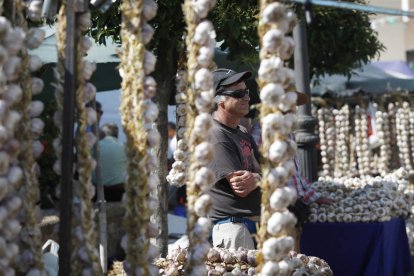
top-left (256, 1), bottom-right (298, 275)
top-left (182, 0), bottom-right (216, 274)
top-left (119, 0), bottom-right (159, 275)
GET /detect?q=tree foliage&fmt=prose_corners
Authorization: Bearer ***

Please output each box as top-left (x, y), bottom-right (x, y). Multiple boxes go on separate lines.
top-left (89, 0), bottom-right (384, 79)
top-left (304, 0), bottom-right (385, 79)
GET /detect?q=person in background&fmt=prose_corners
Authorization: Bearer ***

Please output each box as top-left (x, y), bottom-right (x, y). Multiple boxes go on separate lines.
top-left (94, 122), bottom-right (126, 202)
top-left (167, 122), bottom-right (177, 169)
top-left (207, 68), bottom-right (262, 250)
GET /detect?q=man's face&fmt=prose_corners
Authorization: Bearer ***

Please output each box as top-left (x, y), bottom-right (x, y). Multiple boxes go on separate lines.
top-left (168, 127), bottom-right (175, 138)
top-left (221, 81), bottom-right (250, 117)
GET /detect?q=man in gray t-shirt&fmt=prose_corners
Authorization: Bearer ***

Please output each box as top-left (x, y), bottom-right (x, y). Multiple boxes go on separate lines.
top-left (208, 68), bottom-right (262, 250)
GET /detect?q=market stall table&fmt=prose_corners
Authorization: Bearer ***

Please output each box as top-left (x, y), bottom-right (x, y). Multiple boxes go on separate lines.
top-left (300, 218), bottom-right (412, 276)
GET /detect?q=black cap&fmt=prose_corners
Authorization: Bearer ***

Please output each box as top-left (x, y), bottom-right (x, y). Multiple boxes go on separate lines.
top-left (213, 68), bottom-right (252, 94)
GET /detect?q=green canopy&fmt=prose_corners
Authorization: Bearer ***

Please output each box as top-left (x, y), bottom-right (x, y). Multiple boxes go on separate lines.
top-left (31, 27), bottom-right (261, 104)
top-left (311, 61), bottom-right (414, 98)
top-left (29, 26), bottom-right (121, 101)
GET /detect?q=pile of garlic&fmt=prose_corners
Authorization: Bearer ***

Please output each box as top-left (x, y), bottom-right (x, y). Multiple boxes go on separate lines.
top-left (152, 248), bottom-right (332, 275)
top-left (256, 2), bottom-right (299, 274)
top-left (118, 0), bottom-right (160, 274)
top-left (309, 170), bottom-right (413, 223)
top-left (180, 0), bottom-right (217, 274)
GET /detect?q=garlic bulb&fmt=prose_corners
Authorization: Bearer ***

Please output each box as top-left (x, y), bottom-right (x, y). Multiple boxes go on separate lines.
top-left (260, 82), bottom-right (284, 107)
top-left (4, 84), bottom-right (23, 106)
top-left (258, 56), bottom-right (283, 83)
top-left (261, 2), bottom-right (285, 24)
top-left (143, 0), bottom-right (158, 21)
top-left (27, 0), bottom-right (43, 22)
top-left (28, 55), bottom-right (43, 72)
top-left (262, 29), bottom-right (284, 53)
top-left (25, 28), bottom-right (46, 49)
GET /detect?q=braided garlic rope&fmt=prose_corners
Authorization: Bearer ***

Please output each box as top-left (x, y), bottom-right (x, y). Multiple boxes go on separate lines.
top-left (354, 105), bottom-right (371, 176)
top-left (119, 0), bottom-right (159, 275)
top-left (395, 101), bottom-right (408, 171)
top-left (408, 98), bottom-right (414, 174)
top-left (52, 4), bottom-right (65, 191)
top-left (11, 1), bottom-right (46, 274)
top-left (256, 1), bottom-right (299, 274)
top-left (181, 0), bottom-right (217, 274)
top-left (388, 102), bottom-right (401, 170)
top-left (69, 11), bottom-right (101, 275)
top-left (401, 101), bottom-right (412, 171)
top-left (0, 12), bottom-right (30, 276)
top-left (335, 104), bottom-right (350, 177)
top-left (375, 101), bottom-right (392, 176)
top-left (166, 69), bottom-right (189, 187)
top-left (317, 107), bottom-right (335, 177)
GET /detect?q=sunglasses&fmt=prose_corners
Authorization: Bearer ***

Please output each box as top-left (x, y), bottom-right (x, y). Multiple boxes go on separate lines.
top-left (219, 88), bottom-right (250, 99)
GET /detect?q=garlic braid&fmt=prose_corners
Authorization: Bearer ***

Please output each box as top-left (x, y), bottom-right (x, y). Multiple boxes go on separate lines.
top-left (166, 69), bottom-right (189, 187)
top-left (69, 12), bottom-right (101, 275)
top-left (401, 101), bottom-right (413, 171)
top-left (354, 105), bottom-right (370, 176)
top-left (318, 107), bottom-right (335, 177)
top-left (0, 14), bottom-right (22, 276)
top-left (376, 100), bottom-right (391, 176)
top-left (395, 101), bottom-right (410, 171)
top-left (119, 0), bottom-right (159, 275)
top-left (182, 0), bottom-right (217, 274)
top-left (387, 102), bottom-right (401, 170)
top-left (256, 1), bottom-right (298, 274)
top-left (333, 107), bottom-right (350, 177)
top-left (409, 98), bottom-right (414, 174)
top-left (52, 4), bottom-right (66, 189)
top-left (11, 1), bottom-right (46, 274)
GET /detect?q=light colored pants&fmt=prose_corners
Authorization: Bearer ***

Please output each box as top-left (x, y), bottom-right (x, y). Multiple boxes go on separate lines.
top-left (212, 222), bottom-right (255, 250)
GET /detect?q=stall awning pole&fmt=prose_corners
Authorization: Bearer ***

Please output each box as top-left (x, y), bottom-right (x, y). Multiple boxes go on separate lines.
top-left (293, 17), bottom-right (320, 182)
top-left (288, 0), bottom-right (414, 17)
top-left (58, 0), bottom-right (77, 274)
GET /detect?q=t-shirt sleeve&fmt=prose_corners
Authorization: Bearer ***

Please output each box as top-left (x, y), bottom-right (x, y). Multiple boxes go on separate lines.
top-left (208, 140), bottom-right (242, 182)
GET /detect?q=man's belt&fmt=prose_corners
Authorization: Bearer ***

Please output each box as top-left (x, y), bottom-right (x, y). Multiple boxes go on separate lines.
top-left (214, 217), bottom-right (257, 234)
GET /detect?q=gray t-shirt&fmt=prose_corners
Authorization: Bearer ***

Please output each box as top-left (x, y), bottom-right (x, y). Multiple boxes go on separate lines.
top-left (207, 120), bottom-right (261, 221)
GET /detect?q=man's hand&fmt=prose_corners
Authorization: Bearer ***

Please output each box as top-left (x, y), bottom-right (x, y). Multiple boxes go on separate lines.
top-left (226, 170), bottom-right (260, 198)
top-left (316, 197), bottom-right (334, 205)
